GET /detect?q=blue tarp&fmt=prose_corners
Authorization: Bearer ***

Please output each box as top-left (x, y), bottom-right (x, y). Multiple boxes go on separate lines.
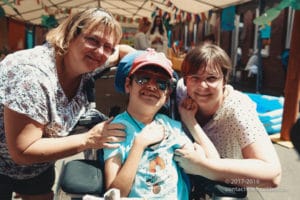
top-left (245, 93), bottom-right (284, 135)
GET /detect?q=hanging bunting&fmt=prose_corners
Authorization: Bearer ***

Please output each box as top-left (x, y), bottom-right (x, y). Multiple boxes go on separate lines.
top-left (158, 9), bottom-right (162, 17)
top-left (112, 14), bottom-right (137, 25)
top-left (41, 14), bottom-right (58, 29)
top-left (161, 0), bottom-right (210, 25)
top-left (65, 8), bottom-right (71, 14)
top-left (2, 0), bottom-right (13, 8)
top-left (151, 10), bottom-right (156, 18)
top-left (128, 18), bottom-right (133, 23)
top-left (253, 0), bottom-right (300, 26)
top-left (176, 13), bottom-right (181, 22)
top-left (0, 6), bottom-right (5, 17)
top-left (194, 14), bottom-right (201, 24)
top-left (162, 12), bottom-right (168, 20)
top-left (221, 6), bottom-right (236, 31)
top-left (180, 10), bottom-right (185, 20)
top-left (167, 13), bottom-right (171, 21)
top-left (186, 13), bottom-right (191, 22)
top-left (2, 0), bottom-right (21, 17)
top-left (166, 0), bottom-right (171, 7)
top-left (201, 13), bottom-right (207, 21)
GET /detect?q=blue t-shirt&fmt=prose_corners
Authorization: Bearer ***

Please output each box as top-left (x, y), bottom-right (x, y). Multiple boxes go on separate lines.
top-left (103, 111), bottom-right (191, 199)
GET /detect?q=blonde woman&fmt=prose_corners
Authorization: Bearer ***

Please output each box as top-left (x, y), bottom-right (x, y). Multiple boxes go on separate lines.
top-left (0, 8), bottom-right (134, 199)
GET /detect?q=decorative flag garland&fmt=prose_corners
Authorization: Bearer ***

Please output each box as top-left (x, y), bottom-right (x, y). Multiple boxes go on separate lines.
top-left (0, 0), bottom-right (224, 27)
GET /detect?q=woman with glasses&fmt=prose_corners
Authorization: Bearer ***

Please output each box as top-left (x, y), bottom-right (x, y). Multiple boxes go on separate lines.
top-left (174, 44), bottom-right (282, 199)
top-left (0, 8), bottom-right (134, 199)
top-left (103, 49), bottom-right (220, 199)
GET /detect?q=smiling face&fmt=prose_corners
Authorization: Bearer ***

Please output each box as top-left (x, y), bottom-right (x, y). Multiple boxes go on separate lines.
top-left (185, 65), bottom-right (224, 114)
top-left (181, 44), bottom-right (232, 116)
top-left (65, 26), bottom-right (116, 75)
top-left (125, 67), bottom-right (171, 116)
top-left (46, 8), bottom-right (122, 78)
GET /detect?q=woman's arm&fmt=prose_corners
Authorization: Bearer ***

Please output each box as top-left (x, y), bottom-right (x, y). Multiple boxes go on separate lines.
top-left (105, 141), bottom-right (145, 197)
top-left (176, 97), bottom-right (281, 188)
top-left (4, 107), bottom-right (125, 165)
top-left (106, 44), bottom-right (136, 67)
top-left (179, 97), bottom-right (219, 158)
top-left (175, 135), bottom-right (281, 188)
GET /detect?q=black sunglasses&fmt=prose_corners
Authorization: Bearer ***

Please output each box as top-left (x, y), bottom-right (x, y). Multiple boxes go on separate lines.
top-left (132, 74), bottom-right (171, 91)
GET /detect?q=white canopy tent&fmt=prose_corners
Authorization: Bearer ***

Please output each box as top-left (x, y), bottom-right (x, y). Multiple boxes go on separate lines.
top-left (0, 0), bottom-right (251, 25)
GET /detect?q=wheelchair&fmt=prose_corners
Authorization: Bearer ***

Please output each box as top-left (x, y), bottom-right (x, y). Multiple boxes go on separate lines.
top-left (55, 61), bottom-right (247, 200)
top-left (55, 65), bottom-right (180, 200)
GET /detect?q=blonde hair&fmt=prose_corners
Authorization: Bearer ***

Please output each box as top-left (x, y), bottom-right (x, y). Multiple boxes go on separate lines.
top-left (46, 8), bottom-right (122, 55)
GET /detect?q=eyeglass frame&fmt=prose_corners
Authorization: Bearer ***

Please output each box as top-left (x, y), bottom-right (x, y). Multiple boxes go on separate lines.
top-left (82, 34), bottom-right (115, 56)
top-left (130, 73), bottom-right (174, 91)
top-left (184, 74), bottom-right (223, 88)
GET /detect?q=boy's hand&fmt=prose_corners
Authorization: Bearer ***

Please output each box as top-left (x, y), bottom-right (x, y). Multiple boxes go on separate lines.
top-left (135, 121), bottom-right (165, 149)
top-left (178, 97), bottom-right (198, 127)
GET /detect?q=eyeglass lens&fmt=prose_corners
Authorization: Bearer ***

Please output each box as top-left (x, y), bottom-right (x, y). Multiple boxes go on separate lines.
top-left (134, 75), bottom-right (170, 91)
top-left (84, 36), bottom-right (115, 55)
top-left (186, 74), bottom-right (222, 87)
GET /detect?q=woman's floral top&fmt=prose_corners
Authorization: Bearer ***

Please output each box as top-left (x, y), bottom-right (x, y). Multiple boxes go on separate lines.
top-left (0, 44), bottom-right (92, 179)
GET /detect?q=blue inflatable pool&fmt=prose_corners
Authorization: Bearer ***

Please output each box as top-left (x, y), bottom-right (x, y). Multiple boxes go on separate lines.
top-left (245, 93), bottom-right (284, 135)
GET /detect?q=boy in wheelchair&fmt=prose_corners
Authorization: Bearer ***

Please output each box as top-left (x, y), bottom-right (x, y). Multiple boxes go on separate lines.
top-left (59, 49), bottom-right (246, 200)
top-left (103, 49), bottom-right (223, 199)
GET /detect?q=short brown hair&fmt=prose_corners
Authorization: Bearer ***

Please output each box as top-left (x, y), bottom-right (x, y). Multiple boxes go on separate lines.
top-left (181, 44), bottom-right (232, 84)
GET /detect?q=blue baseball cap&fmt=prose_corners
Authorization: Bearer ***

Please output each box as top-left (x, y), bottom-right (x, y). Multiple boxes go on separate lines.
top-left (115, 49), bottom-right (175, 94)
top-left (115, 50), bottom-right (145, 93)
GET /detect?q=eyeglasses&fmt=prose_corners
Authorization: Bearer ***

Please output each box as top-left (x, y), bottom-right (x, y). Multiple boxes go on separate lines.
top-left (132, 74), bottom-right (172, 91)
top-left (185, 74), bottom-right (223, 88)
top-left (83, 35), bottom-right (115, 56)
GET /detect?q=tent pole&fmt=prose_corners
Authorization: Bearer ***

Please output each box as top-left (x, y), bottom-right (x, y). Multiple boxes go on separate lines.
top-left (285, 7), bottom-right (294, 49)
top-left (255, 0), bottom-right (266, 93)
top-left (280, 10), bottom-right (300, 141)
top-left (230, 14), bottom-right (240, 84)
